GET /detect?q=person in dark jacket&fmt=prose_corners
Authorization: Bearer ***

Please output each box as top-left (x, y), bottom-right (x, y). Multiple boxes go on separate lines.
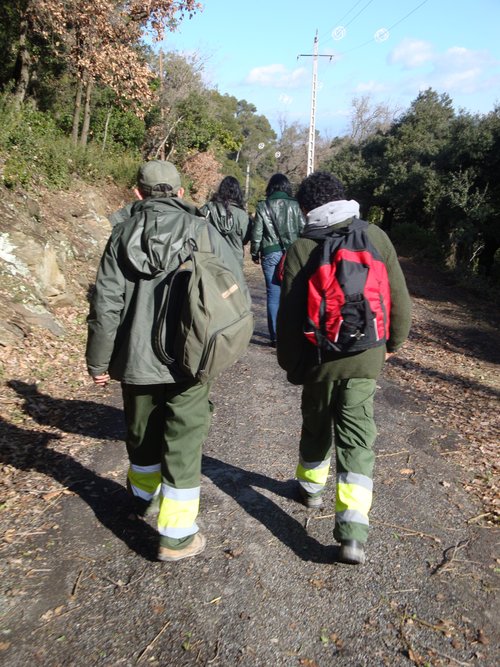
top-left (277, 171), bottom-right (412, 565)
top-left (201, 176), bottom-right (249, 267)
top-left (86, 160), bottom-right (250, 563)
top-left (250, 173), bottom-right (305, 347)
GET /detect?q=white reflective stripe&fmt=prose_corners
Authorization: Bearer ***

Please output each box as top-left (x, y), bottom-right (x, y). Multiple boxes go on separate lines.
top-left (337, 472), bottom-right (373, 491)
top-left (299, 456), bottom-right (331, 470)
top-left (336, 509), bottom-right (369, 526)
top-left (129, 483), bottom-right (155, 501)
top-left (161, 484), bottom-right (200, 501)
top-left (130, 463), bottom-right (161, 474)
top-left (158, 524), bottom-right (199, 539)
top-left (299, 480), bottom-right (325, 494)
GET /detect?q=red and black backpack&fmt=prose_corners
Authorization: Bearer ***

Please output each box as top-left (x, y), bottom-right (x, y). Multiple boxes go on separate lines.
top-left (303, 218), bottom-right (391, 354)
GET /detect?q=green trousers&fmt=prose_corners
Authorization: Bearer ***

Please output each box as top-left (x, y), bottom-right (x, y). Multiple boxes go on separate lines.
top-left (297, 378), bottom-right (377, 544)
top-left (121, 382), bottom-right (212, 549)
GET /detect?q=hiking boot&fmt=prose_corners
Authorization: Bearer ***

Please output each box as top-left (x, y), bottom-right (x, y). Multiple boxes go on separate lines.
top-left (297, 484), bottom-right (324, 509)
top-left (157, 533), bottom-right (207, 562)
top-left (339, 540), bottom-right (365, 565)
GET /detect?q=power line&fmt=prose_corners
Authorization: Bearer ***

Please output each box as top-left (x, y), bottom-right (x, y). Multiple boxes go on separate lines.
top-left (335, 0), bottom-right (430, 56)
top-left (385, 0), bottom-right (429, 33)
top-left (319, 0), bottom-right (376, 45)
top-left (318, 0), bottom-right (365, 42)
top-left (343, 0), bottom-right (376, 28)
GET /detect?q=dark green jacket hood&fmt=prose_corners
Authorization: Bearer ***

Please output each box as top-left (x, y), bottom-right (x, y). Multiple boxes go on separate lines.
top-left (121, 197), bottom-right (205, 277)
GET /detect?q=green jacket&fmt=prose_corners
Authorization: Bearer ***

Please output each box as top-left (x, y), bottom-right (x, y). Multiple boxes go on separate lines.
top-left (86, 197), bottom-right (251, 385)
top-left (108, 203), bottom-right (134, 227)
top-left (276, 218), bottom-right (412, 385)
top-left (250, 191), bottom-right (305, 258)
top-left (200, 201), bottom-right (249, 267)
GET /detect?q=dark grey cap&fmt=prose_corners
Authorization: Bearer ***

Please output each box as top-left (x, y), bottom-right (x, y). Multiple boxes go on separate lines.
top-left (137, 160), bottom-right (181, 192)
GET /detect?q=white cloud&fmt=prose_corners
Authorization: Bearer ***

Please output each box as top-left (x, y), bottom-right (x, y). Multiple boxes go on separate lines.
top-left (389, 38), bottom-right (434, 69)
top-left (386, 39), bottom-right (500, 98)
top-left (279, 94), bottom-right (293, 105)
top-left (245, 64), bottom-right (307, 88)
top-left (434, 46), bottom-right (497, 93)
top-left (354, 80), bottom-right (389, 94)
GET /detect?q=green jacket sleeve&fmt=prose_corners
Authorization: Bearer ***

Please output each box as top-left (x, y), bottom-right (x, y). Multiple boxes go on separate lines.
top-left (276, 240), bottom-right (313, 379)
top-left (250, 203), bottom-right (264, 257)
top-left (86, 234), bottom-right (126, 376)
top-left (235, 208), bottom-right (250, 243)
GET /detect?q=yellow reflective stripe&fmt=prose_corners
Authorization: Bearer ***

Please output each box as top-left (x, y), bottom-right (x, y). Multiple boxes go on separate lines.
top-left (128, 467), bottom-right (161, 498)
top-left (158, 497), bottom-right (200, 536)
top-left (296, 461), bottom-right (330, 485)
top-left (336, 482), bottom-right (372, 517)
top-left (158, 485), bottom-right (200, 537)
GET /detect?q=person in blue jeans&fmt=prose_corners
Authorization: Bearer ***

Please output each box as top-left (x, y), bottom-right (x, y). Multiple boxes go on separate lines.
top-left (250, 174), bottom-right (305, 346)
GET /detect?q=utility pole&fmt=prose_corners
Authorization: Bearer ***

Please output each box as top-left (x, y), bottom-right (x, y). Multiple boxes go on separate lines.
top-left (298, 31), bottom-right (333, 175)
top-left (159, 50), bottom-right (165, 160)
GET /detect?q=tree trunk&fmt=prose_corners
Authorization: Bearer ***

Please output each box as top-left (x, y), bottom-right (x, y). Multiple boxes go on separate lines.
top-left (79, 78), bottom-right (94, 147)
top-left (101, 109), bottom-right (112, 153)
top-left (13, 14), bottom-right (31, 108)
top-left (71, 78), bottom-right (83, 145)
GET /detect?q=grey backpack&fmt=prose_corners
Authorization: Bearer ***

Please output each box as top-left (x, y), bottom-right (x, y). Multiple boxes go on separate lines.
top-left (154, 225), bottom-right (253, 384)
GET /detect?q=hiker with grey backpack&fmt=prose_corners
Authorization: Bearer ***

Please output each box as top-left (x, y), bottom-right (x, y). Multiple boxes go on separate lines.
top-left (86, 160), bottom-right (252, 563)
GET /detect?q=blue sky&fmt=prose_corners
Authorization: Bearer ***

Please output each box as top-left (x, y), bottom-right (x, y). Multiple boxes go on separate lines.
top-left (160, 0), bottom-right (500, 138)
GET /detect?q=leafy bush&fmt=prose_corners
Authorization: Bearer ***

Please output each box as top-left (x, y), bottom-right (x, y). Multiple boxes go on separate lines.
top-left (0, 94), bottom-right (141, 189)
top-left (390, 222), bottom-right (444, 263)
top-left (71, 144), bottom-right (141, 187)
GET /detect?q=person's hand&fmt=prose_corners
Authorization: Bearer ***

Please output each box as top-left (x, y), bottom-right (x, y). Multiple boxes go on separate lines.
top-left (92, 373), bottom-right (110, 386)
top-left (252, 256), bottom-right (260, 265)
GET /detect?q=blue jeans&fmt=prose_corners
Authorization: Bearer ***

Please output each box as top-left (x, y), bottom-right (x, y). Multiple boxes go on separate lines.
top-left (261, 251), bottom-right (283, 342)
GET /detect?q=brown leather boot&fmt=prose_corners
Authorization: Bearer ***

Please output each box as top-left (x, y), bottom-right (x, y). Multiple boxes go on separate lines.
top-left (157, 533), bottom-right (207, 562)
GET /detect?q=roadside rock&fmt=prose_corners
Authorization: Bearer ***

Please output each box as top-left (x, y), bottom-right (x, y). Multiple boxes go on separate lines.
top-left (0, 180), bottom-right (128, 346)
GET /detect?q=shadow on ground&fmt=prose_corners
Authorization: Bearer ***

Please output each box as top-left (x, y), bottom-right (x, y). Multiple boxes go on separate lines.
top-left (0, 383), bottom-right (156, 560)
top-left (203, 454), bottom-right (339, 564)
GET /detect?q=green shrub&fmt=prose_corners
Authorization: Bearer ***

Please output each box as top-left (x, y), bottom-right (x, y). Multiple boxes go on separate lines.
top-left (0, 95), bottom-right (141, 189)
top-left (70, 144), bottom-right (141, 187)
top-left (389, 223), bottom-right (444, 263)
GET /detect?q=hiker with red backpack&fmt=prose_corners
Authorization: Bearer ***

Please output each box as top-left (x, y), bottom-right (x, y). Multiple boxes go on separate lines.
top-left (276, 171), bottom-right (412, 565)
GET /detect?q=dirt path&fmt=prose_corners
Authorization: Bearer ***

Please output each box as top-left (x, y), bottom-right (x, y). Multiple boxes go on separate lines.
top-left (0, 258), bottom-right (498, 666)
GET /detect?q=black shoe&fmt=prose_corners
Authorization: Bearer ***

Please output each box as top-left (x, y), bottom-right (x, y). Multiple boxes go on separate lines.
top-left (339, 540), bottom-right (365, 564)
top-left (269, 340), bottom-right (276, 348)
top-left (297, 483), bottom-right (324, 509)
top-left (126, 478), bottom-right (160, 518)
